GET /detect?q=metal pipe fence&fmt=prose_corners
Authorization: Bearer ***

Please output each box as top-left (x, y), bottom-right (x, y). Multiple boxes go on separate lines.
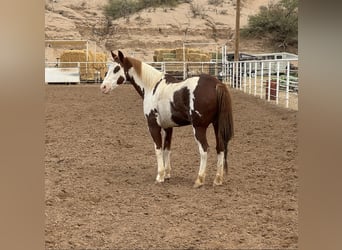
top-left (45, 58), bottom-right (298, 110)
top-left (224, 59), bottom-right (298, 110)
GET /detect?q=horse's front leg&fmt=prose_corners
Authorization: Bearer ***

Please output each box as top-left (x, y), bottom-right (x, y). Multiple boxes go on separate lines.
top-left (163, 128), bottom-right (173, 179)
top-left (148, 124), bottom-right (164, 183)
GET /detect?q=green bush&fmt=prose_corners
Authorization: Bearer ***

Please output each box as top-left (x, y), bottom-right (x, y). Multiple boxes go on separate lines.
top-left (104, 0), bottom-right (184, 20)
top-left (241, 0), bottom-right (298, 51)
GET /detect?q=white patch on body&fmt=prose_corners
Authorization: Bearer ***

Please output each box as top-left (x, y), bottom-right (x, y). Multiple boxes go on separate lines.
top-left (144, 77), bottom-right (200, 128)
top-left (195, 110), bottom-right (202, 117)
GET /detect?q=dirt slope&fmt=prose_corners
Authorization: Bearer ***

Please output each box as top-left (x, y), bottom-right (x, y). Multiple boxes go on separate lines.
top-left (45, 0), bottom-right (276, 61)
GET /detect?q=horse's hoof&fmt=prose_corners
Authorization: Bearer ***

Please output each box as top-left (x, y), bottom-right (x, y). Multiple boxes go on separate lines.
top-left (193, 179), bottom-right (204, 188)
top-left (193, 175), bottom-right (205, 188)
top-left (193, 182), bottom-right (204, 188)
top-left (213, 181), bottom-right (223, 186)
top-left (213, 175), bottom-right (223, 186)
top-left (155, 172), bottom-right (165, 183)
top-left (155, 180), bottom-right (164, 185)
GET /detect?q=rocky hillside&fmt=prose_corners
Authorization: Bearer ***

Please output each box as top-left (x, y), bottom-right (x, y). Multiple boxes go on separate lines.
top-left (45, 0), bottom-right (277, 61)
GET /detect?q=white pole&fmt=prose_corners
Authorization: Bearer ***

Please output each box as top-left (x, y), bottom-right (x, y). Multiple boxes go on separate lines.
top-left (260, 62), bottom-right (264, 98)
top-left (249, 62), bottom-right (252, 94)
top-left (232, 62), bottom-right (235, 88)
top-left (268, 61), bottom-right (272, 101)
top-left (276, 61), bottom-right (280, 105)
top-left (286, 61), bottom-right (290, 108)
top-left (239, 61), bottom-right (242, 90)
top-left (229, 62), bottom-right (232, 87)
top-left (244, 62), bottom-right (247, 93)
top-left (254, 62), bottom-right (257, 96)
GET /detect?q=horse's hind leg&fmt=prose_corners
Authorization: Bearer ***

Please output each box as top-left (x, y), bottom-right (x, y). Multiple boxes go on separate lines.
top-left (193, 126), bottom-right (209, 188)
top-left (213, 122), bottom-right (224, 186)
top-left (163, 128), bottom-right (173, 179)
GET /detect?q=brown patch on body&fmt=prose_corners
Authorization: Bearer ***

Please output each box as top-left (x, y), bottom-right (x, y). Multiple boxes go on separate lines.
top-left (170, 87), bottom-right (191, 126)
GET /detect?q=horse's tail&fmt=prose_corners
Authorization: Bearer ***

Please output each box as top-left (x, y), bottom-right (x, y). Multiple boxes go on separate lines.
top-left (216, 83), bottom-right (234, 173)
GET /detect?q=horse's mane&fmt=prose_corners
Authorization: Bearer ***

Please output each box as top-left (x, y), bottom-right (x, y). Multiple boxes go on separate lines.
top-left (127, 57), bottom-right (164, 89)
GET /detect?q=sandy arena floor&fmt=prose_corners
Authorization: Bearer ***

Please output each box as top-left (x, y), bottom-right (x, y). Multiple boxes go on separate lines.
top-left (45, 84), bottom-right (298, 249)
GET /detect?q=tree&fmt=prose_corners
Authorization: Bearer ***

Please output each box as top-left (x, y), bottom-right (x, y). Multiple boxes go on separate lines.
top-left (241, 0), bottom-right (298, 51)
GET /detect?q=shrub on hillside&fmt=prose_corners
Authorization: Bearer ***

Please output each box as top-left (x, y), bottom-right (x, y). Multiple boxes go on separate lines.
top-left (241, 0), bottom-right (298, 51)
top-left (104, 0), bottom-right (185, 20)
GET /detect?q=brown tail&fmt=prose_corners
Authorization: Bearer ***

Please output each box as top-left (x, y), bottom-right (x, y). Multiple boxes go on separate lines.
top-left (216, 83), bottom-right (234, 172)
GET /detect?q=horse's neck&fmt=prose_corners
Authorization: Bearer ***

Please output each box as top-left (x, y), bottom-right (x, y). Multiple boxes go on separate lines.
top-left (132, 62), bottom-right (164, 92)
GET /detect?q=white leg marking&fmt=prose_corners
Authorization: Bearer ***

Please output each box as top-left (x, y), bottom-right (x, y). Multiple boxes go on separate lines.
top-left (198, 143), bottom-right (208, 177)
top-left (194, 138), bottom-right (208, 188)
top-left (214, 152), bottom-right (224, 186)
top-left (163, 149), bottom-right (171, 179)
top-left (155, 146), bottom-right (165, 183)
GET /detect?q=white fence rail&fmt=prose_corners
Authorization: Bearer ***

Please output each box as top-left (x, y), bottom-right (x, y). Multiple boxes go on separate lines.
top-left (147, 59), bottom-right (298, 110)
top-left (45, 58), bottom-right (298, 110)
top-left (45, 62), bottom-right (107, 83)
top-left (223, 59), bottom-right (298, 110)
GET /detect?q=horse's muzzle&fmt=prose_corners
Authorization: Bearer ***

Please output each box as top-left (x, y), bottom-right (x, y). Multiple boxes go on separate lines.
top-left (100, 84), bottom-right (111, 94)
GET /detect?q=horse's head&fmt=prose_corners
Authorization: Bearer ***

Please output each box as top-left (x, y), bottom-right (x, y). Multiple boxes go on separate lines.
top-left (100, 51), bottom-right (127, 94)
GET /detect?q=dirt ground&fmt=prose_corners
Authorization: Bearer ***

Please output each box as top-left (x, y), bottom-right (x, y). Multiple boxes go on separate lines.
top-left (45, 84), bottom-right (298, 249)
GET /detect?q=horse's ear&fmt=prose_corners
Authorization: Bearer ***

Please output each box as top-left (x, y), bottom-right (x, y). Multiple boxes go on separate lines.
top-left (118, 50), bottom-right (125, 64)
top-left (110, 50), bottom-right (117, 61)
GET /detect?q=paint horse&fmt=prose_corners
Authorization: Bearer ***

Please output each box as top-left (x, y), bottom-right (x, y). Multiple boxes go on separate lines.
top-left (101, 51), bottom-right (234, 187)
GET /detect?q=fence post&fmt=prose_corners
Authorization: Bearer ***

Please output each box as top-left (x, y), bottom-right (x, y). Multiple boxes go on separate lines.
top-left (232, 62), bottom-right (235, 88)
top-left (260, 62), bottom-right (264, 98)
top-left (248, 62), bottom-right (252, 94)
top-left (267, 61), bottom-right (272, 101)
top-left (276, 61), bottom-right (280, 105)
top-left (254, 62), bottom-right (257, 96)
top-left (244, 61), bottom-right (247, 93)
top-left (229, 62), bottom-right (232, 86)
top-left (239, 61), bottom-right (242, 90)
top-left (286, 61), bottom-right (290, 108)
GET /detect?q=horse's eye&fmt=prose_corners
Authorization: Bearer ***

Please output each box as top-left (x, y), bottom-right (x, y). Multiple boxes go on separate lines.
top-left (113, 66), bottom-right (120, 73)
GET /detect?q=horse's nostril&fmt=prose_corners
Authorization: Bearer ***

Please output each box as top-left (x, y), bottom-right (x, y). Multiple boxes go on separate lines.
top-left (103, 85), bottom-right (106, 89)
